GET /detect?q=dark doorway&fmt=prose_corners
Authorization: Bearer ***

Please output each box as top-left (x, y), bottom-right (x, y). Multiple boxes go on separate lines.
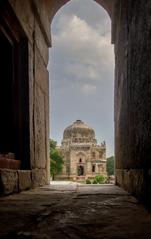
top-left (92, 165), bottom-right (95, 172)
top-left (0, 31), bottom-right (15, 154)
top-left (78, 165), bottom-right (84, 176)
top-left (0, 3), bottom-right (30, 170)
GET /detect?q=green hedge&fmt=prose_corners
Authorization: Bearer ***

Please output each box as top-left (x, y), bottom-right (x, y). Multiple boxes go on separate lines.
top-left (86, 175), bottom-right (107, 184)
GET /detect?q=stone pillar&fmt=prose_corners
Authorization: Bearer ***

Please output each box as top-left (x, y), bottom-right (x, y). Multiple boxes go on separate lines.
top-left (8, 0), bottom-right (51, 187)
top-left (87, 162), bottom-right (92, 174)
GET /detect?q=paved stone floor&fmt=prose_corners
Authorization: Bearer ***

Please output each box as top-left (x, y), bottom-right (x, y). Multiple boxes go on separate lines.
top-left (1, 182), bottom-right (151, 238)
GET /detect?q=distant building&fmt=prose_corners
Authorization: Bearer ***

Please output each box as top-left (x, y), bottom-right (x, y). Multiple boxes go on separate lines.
top-left (57, 120), bottom-right (107, 181)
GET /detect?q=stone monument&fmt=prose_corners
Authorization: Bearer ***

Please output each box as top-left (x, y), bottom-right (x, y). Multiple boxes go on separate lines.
top-left (57, 120), bottom-right (107, 181)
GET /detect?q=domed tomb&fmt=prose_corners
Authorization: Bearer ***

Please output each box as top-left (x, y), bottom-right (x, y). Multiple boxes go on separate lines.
top-left (57, 120), bottom-right (107, 181)
top-left (62, 120), bottom-right (97, 144)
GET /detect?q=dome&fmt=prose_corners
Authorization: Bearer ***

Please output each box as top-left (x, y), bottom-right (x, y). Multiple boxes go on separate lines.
top-left (63, 120), bottom-right (96, 142)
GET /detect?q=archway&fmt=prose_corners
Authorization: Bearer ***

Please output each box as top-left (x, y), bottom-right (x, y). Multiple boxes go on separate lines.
top-left (49, 0), bottom-right (115, 182)
top-left (0, 0), bottom-right (150, 205)
top-left (78, 165), bottom-right (84, 176)
top-left (46, 0), bottom-right (114, 24)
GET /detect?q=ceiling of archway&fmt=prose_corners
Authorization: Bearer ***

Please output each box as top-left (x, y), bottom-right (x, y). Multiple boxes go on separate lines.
top-left (46, 0), bottom-right (115, 24)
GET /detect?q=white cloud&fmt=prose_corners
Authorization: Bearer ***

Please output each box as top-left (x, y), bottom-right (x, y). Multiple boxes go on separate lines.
top-left (65, 63), bottom-right (98, 80)
top-left (51, 13), bottom-right (114, 85)
top-left (53, 0), bottom-right (111, 35)
top-left (82, 84), bottom-right (97, 94)
top-left (53, 15), bottom-right (113, 64)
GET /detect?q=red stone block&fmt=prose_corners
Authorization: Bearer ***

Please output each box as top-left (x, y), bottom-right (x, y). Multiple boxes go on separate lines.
top-left (0, 154), bottom-right (21, 170)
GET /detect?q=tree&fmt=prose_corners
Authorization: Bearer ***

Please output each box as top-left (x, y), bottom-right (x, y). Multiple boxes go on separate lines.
top-left (50, 139), bottom-right (64, 180)
top-left (106, 156), bottom-right (115, 176)
top-left (50, 139), bottom-right (57, 150)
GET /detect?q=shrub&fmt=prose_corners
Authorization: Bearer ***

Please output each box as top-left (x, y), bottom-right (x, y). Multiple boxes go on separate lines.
top-left (92, 175), bottom-right (107, 184)
top-left (86, 179), bottom-right (91, 184)
top-left (92, 179), bottom-right (97, 184)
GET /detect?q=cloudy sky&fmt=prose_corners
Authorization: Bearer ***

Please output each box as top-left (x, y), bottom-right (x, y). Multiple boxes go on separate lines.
top-left (48, 0), bottom-right (115, 157)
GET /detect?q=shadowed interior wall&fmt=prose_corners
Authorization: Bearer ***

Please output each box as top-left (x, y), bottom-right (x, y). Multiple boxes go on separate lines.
top-left (0, 32), bottom-right (14, 155)
top-left (114, 0), bottom-right (151, 205)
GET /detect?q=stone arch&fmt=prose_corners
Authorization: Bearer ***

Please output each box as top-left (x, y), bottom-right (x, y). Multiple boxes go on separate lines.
top-left (46, 0), bottom-right (116, 43)
top-left (77, 165), bottom-right (84, 176)
top-left (76, 152), bottom-right (86, 163)
top-left (47, 0), bottom-right (114, 24)
top-left (30, 0), bottom-right (119, 187)
top-left (31, 0), bottom-right (116, 48)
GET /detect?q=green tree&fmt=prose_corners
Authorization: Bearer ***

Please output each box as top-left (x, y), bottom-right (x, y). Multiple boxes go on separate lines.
top-left (106, 156), bottom-right (115, 176)
top-left (50, 139), bottom-right (57, 150)
top-left (50, 139), bottom-right (64, 180)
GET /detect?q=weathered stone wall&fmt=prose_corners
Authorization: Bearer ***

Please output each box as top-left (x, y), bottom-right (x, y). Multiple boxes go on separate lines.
top-left (115, 0), bottom-right (151, 204)
top-left (0, 0), bottom-right (50, 194)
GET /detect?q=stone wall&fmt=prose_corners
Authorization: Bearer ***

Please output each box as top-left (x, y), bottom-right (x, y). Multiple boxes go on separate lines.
top-left (114, 0), bottom-right (151, 204)
top-left (0, 0), bottom-right (50, 195)
top-left (11, 0), bottom-right (50, 186)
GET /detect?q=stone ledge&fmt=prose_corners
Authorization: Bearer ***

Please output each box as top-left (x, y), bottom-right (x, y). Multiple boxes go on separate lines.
top-left (116, 169), bottom-right (144, 197)
top-left (18, 170), bottom-right (32, 192)
top-left (0, 158), bottom-right (21, 170)
top-left (0, 168), bottom-right (47, 195)
top-left (32, 169), bottom-right (47, 187)
top-left (0, 169), bottom-right (18, 195)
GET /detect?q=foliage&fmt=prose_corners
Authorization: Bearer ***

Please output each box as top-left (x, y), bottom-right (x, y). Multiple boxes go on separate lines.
top-left (85, 175), bottom-right (107, 184)
top-left (92, 179), bottom-right (97, 184)
top-left (106, 156), bottom-right (115, 176)
top-left (49, 139), bottom-right (57, 150)
top-left (49, 139), bottom-right (64, 180)
top-left (86, 179), bottom-right (91, 184)
top-left (93, 175), bottom-right (106, 184)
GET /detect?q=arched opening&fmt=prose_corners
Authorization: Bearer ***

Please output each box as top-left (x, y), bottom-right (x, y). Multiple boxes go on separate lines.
top-left (78, 165), bottom-right (84, 176)
top-left (92, 165), bottom-right (96, 173)
top-left (49, 0), bottom-right (114, 182)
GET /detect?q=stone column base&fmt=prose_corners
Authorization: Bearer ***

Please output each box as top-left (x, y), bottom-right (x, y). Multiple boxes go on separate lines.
top-left (0, 169), bottom-right (48, 195)
top-left (116, 169), bottom-right (144, 198)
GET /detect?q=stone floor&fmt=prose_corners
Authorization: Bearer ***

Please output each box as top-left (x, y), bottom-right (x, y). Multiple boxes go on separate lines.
top-left (1, 182), bottom-right (151, 238)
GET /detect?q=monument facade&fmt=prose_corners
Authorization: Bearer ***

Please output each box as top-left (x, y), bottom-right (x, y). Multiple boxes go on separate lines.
top-left (57, 120), bottom-right (107, 180)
